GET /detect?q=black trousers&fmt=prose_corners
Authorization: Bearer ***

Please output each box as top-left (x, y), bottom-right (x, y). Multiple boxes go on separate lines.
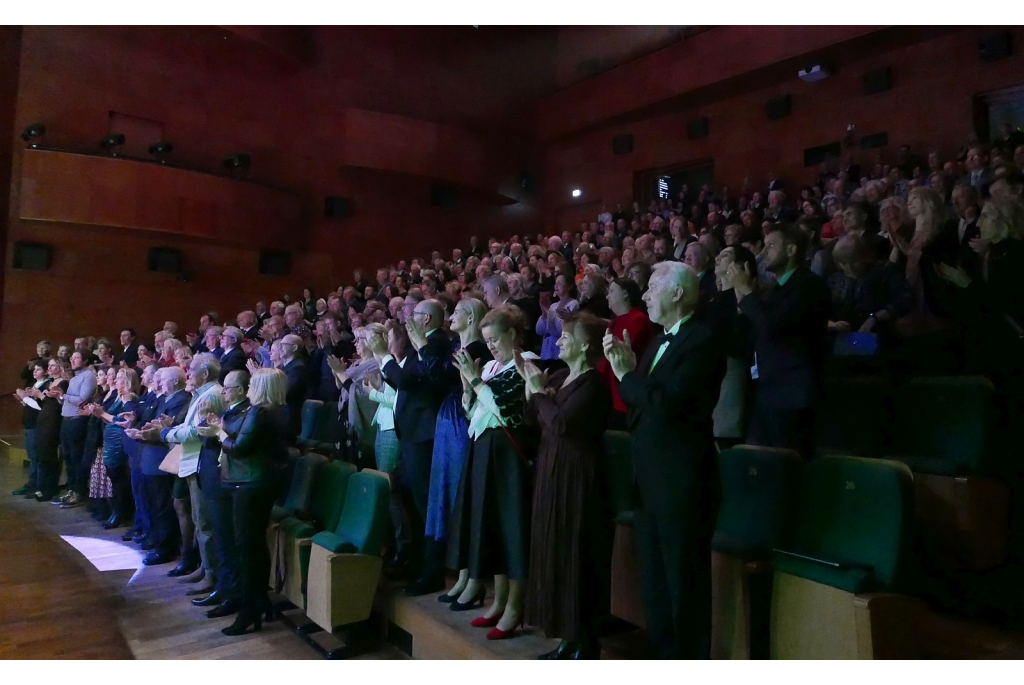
top-left (199, 464), bottom-right (239, 599)
top-left (60, 417), bottom-right (89, 495)
top-left (397, 438), bottom-right (441, 579)
top-left (107, 464), bottom-right (134, 519)
top-left (230, 484), bottom-right (276, 616)
top-left (141, 473), bottom-right (180, 555)
top-left (633, 506), bottom-right (713, 660)
top-left (747, 402), bottom-right (816, 459)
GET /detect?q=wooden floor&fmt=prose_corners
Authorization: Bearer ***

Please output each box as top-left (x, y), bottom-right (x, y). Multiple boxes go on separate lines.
top-left (0, 442), bottom-right (405, 660)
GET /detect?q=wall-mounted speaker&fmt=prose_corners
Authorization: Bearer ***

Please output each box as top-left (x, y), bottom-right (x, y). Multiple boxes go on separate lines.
top-left (259, 251), bottom-right (291, 276)
top-left (979, 32), bottom-right (1012, 63)
top-left (686, 117), bottom-right (709, 140)
top-left (766, 94), bottom-right (792, 121)
top-left (12, 242), bottom-right (52, 270)
top-left (431, 184), bottom-right (458, 208)
top-left (612, 134), bottom-right (634, 155)
top-left (859, 132), bottom-right (889, 150)
top-left (147, 247), bottom-right (182, 273)
top-left (863, 67), bottom-right (893, 95)
top-left (324, 196), bottom-right (353, 219)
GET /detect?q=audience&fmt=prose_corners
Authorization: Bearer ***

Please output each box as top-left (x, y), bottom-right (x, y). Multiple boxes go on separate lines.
top-left (13, 136), bottom-right (1024, 655)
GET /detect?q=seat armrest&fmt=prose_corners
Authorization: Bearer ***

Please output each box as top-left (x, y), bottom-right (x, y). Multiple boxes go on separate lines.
top-left (852, 592), bottom-right (928, 659)
top-left (745, 560), bottom-right (772, 575)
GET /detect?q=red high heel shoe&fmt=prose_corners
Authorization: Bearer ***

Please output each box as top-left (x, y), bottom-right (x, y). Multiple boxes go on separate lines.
top-left (470, 613), bottom-right (502, 628)
top-left (486, 618), bottom-right (523, 640)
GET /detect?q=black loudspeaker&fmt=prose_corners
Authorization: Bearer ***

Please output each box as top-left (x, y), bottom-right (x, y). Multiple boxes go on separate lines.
top-left (687, 117), bottom-right (709, 140)
top-left (859, 132), bottom-right (889, 150)
top-left (979, 32), bottom-right (1012, 63)
top-left (612, 134), bottom-right (634, 155)
top-left (324, 196), bottom-right (354, 219)
top-left (431, 185), bottom-right (458, 208)
top-left (766, 94), bottom-right (792, 121)
top-left (12, 242), bottom-right (52, 270)
top-left (863, 67), bottom-right (893, 95)
top-left (147, 247), bottom-right (182, 273)
top-left (259, 251), bottom-right (291, 276)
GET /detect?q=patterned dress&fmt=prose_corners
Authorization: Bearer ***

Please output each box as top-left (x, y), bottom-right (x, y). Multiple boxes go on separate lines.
top-left (425, 340), bottom-right (491, 542)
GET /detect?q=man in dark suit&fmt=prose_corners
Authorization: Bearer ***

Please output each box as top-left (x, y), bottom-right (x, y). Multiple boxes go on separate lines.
top-left (128, 366), bottom-right (191, 566)
top-left (604, 261), bottom-right (726, 659)
top-left (120, 364), bottom-right (160, 543)
top-left (370, 299), bottom-right (454, 596)
top-left (683, 242), bottom-right (718, 316)
top-left (237, 310), bottom-right (261, 343)
top-left (279, 334), bottom-right (309, 441)
top-left (217, 327), bottom-right (248, 384)
top-left (116, 328), bottom-right (140, 368)
top-left (952, 183), bottom-right (982, 280)
top-left (730, 223), bottom-right (830, 458)
top-left (190, 369), bottom-right (251, 617)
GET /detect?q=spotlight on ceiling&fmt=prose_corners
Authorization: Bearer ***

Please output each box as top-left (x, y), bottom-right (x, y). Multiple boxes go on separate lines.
top-left (148, 142), bottom-right (174, 164)
top-left (21, 123), bottom-right (46, 147)
top-left (571, 188), bottom-right (582, 198)
top-left (100, 133), bottom-right (126, 156)
top-left (223, 153), bottom-right (251, 171)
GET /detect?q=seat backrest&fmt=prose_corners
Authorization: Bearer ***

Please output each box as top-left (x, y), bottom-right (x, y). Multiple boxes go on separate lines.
top-left (815, 376), bottom-right (892, 458)
top-left (299, 400), bottom-right (323, 442)
top-left (893, 376), bottom-right (995, 475)
top-left (281, 452), bottom-right (328, 513)
top-left (602, 431), bottom-right (634, 521)
top-left (331, 471), bottom-right (390, 555)
top-left (788, 455), bottom-right (914, 592)
top-left (311, 401), bottom-right (338, 444)
top-left (712, 446), bottom-right (802, 560)
top-left (308, 460), bottom-right (357, 533)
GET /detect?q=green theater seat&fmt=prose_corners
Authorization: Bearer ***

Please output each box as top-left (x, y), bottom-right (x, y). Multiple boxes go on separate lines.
top-left (770, 456), bottom-right (925, 659)
top-left (306, 469), bottom-right (390, 633)
top-left (604, 431), bottom-right (644, 628)
top-left (270, 452), bottom-right (327, 524)
top-left (272, 460), bottom-right (357, 609)
top-left (296, 399), bottom-right (322, 447)
top-left (891, 376), bottom-right (1008, 571)
top-left (711, 445), bottom-right (802, 659)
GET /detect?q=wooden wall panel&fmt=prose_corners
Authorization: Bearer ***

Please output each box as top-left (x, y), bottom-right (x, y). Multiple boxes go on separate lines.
top-left (18, 149), bottom-right (302, 248)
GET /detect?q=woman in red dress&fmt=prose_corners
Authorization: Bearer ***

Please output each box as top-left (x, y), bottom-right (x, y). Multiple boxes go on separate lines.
top-left (598, 278), bottom-right (656, 429)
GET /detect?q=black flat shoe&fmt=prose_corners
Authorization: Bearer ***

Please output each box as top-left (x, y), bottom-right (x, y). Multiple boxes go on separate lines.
top-left (167, 560), bottom-right (199, 578)
top-left (449, 587), bottom-right (486, 611)
top-left (207, 600), bottom-right (241, 619)
top-left (404, 575), bottom-right (445, 597)
top-left (103, 515), bottom-right (125, 530)
top-left (192, 590), bottom-right (227, 607)
top-left (538, 640), bottom-right (578, 659)
top-left (142, 550), bottom-right (176, 566)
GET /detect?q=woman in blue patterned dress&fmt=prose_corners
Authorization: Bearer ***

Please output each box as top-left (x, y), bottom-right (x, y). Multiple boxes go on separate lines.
top-left (433, 297), bottom-right (492, 602)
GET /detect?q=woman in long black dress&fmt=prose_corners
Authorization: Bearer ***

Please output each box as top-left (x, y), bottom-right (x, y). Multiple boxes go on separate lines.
top-left (32, 358), bottom-right (69, 501)
top-left (520, 313), bottom-right (612, 659)
top-left (449, 305), bottom-right (537, 640)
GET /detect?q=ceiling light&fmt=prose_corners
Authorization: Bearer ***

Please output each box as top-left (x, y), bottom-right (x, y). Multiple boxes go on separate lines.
top-left (571, 189), bottom-right (581, 198)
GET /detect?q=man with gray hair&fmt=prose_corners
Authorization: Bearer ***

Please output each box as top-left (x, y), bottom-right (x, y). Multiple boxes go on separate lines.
top-left (152, 353), bottom-right (224, 581)
top-left (481, 274), bottom-right (511, 310)
top-left (278, 334), bottom-right (308, 441)
top-left (217, 326), bottom-right (248, 383)
top-left (603, 260), bottom-right (725, 658)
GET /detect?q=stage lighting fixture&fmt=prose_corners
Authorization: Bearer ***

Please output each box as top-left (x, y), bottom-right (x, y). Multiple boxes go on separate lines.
top-left (571, 188), bottom-right (582, 198)
top-left (223, 153), bottom-right (252, 171)
top-left (21, 123), bottom-right (45, 147)
top-left (148, 142), bottom-right (174, 164)
top-left (100, 133), bottom-right (126, 156)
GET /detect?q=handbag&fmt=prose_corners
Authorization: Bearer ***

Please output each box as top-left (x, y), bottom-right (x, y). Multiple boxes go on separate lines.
top-left (158, 444), bottom-right (183, 475)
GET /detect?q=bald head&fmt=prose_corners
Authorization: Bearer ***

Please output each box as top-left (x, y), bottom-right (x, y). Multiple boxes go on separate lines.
top-left (414, 299), bottom-right (445, 332)
top-left (279, 334), bottom-right (303, 362)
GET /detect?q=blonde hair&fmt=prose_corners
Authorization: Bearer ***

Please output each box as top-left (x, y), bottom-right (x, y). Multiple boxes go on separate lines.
top-left (909, 186), bottom-right (945, 225)
top-left (248, 368), bottom-right (287, 406)
top-left (879, 196), bottom-right (911, 225)
top-left (984, 196), bottom-right (1024, 241)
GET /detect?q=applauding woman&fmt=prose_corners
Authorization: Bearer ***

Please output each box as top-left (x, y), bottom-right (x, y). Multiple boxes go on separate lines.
top-left (200, 368), bottom-right (291, 636)
top-left (449, 305), bottom-right (536, 640)
top-left (522, 313), bottom-right (612, 659)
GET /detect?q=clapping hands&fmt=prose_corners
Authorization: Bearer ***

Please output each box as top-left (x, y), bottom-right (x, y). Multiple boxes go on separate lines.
top-left (513, 350), bottom-right (547, 396)
top-left (602, 328), bottom-right (637, 380)
top-left (453, 349), bottom-right (481, 391)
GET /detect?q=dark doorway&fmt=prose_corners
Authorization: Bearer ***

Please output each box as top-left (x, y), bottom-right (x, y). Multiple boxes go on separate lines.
top-left (974, 84), bottom-right (1024, 145)
top-left (634, 160), bottom-right (714, 211)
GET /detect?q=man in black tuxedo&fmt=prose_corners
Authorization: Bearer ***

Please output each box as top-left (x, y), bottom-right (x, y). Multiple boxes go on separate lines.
top-left (370, 299), bottom-right (454, 596)
top-left (128, 367), bottom-right (191, 566)
top-left (116, 328), bottom-right (140, 368)
top-left (952, 184), bottom-right (982, 280)
top-left (730, 223), bottom-right (830, 458)
top-left (217, 327), bottom-right (248, 384)
top-left (279, 334), bottom-right (309, 442)
top-left (604, 261), bottom-right (726, 659)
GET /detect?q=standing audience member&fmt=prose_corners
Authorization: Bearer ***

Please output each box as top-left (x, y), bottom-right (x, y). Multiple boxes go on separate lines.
top-left (58, 351), bottom-right (97, 508)
top-left (598, 278), bottom-right (655, 429)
